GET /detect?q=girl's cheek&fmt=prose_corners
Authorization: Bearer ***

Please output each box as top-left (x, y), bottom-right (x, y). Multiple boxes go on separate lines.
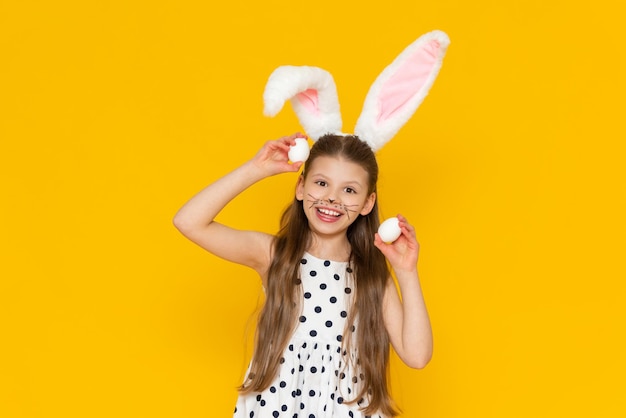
top-left (344, 198), bottom-right (360, 208)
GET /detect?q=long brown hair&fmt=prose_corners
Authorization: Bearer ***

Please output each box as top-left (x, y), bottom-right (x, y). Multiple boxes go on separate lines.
top-left (239, 134), bottom-right (398, 416)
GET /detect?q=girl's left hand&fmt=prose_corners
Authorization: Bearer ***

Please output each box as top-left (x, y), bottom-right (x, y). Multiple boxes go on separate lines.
top-left (374, 214), bottom-right (420, 274)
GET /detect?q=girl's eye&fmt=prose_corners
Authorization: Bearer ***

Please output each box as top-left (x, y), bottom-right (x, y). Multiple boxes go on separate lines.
top-left (315, 181), bottom-right (327, 187)
top-left (344, 187), bottom-right (356, 194)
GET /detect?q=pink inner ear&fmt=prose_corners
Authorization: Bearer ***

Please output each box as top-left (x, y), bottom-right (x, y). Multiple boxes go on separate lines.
top-left (377, 40), bottom-right (441, 123)
top-left (295, 89), bottom-right (320, 116)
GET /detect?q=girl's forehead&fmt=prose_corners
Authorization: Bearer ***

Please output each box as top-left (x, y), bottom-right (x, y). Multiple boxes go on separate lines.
top-left (306, 156), bottom-right (370, 183)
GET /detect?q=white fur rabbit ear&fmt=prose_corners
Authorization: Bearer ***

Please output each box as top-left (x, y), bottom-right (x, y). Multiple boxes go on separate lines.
top-left (354, 30), bottom-right (450, 151)
top-left (263, 66), bottom-right (343, 141)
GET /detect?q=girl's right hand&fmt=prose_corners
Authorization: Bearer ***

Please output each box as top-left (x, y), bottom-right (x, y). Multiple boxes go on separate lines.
top-left (251, 133), bottom-right (306, 177)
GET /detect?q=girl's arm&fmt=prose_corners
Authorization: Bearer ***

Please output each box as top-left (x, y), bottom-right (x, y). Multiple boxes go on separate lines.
top-left (173, 133), bottom-right (305, 277)
top-left (375, 214), bottom-right (433, 369)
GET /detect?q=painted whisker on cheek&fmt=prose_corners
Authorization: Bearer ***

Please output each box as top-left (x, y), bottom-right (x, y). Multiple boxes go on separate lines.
top-left (342, 204), bottom-right (361, 220)
top-left (306, 193), bottom-right (322, 209)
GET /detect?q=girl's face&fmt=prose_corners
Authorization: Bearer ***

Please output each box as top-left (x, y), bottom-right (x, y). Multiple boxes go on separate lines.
top-left (296, 155), bottom-right (376, 237)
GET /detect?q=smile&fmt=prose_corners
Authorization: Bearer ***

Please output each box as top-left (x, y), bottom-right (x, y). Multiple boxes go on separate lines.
top-left (317, 207), bottom-right (342, 217)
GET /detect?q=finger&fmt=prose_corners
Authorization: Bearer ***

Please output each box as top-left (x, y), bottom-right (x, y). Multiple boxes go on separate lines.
top-left (396, 218), bottom-right (412, 232)
top-left (396, 214), bottom-right (415, 234)
top-left (401, 223), bottom-right (415, 236)
top-left (273, 136), bottom-right (293, 149)
top-left (396, 214), bottom-right (414, 228)
top-left (271, 139), bottom-right (292, 154)
top-left (374, 233), bottom-right (397, 254)
top-left (373, 233), bottom-right (386, 249)
top-left (275, 136), bottom-right (293, 147)
top-left (402, 225), bottom-right (417, 241)
top-left (283, 132), bottom-right (307, 145)
top-left (395, 225), bottom-right (416, 247)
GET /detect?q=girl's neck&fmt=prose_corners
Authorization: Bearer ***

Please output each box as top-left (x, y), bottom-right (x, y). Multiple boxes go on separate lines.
top-left (306, 234), bottom-right (351, 263)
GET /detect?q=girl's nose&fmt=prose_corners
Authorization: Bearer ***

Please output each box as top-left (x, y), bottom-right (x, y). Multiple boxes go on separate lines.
top-left (328, 198), bottom-right (335, 204)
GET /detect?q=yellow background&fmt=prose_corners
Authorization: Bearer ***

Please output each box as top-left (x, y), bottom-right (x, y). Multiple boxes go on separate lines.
top-left (1, 1), bottom-right (625, 417)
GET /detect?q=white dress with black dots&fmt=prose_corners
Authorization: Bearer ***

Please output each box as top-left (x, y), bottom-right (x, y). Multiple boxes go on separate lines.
top-left (233, 252), bottom-right (385, 418)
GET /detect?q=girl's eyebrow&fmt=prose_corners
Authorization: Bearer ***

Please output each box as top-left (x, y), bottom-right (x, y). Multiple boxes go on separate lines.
top-left (343, 181), bottom-right (363, 189)
top-left (310, 173), bottom-right (363, 189)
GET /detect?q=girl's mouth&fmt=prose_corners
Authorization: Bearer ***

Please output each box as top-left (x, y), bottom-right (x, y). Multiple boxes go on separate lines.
top-left (317, 207), bottom-right (341, 217)
top-left (315, 206), bottom-right (343, 222)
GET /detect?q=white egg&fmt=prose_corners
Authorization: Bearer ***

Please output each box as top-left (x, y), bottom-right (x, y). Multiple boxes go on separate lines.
top-left (288, 138), bottom-right (310, 162)
top-left (378, 217), bottom-right (402, 243)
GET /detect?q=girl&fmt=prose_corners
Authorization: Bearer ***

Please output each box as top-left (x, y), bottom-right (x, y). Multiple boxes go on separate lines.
top-left (173, 132), bottom-right (433, 418)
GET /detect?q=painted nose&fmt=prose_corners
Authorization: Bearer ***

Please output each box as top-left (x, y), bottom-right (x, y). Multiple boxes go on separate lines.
top-left (328, 198), bottom-right (335, 204)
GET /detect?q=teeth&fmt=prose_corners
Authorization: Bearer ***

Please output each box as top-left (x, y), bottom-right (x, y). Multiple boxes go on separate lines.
top-left (318, 208), bottom-right (341, 217)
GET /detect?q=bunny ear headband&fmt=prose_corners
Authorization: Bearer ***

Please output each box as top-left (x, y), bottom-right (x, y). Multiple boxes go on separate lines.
top-left (263, 30), bottom-right (450, 152)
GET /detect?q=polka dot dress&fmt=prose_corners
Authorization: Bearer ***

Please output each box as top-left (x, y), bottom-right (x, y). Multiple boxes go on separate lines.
top-left (233, 252), bottom-right (385, 418)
